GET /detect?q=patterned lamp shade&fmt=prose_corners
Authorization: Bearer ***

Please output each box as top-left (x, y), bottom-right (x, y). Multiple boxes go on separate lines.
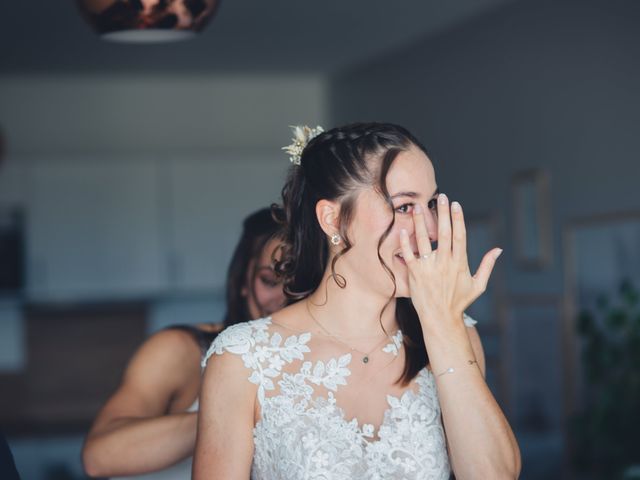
top-left (76, 0), bottom-right (221, 43)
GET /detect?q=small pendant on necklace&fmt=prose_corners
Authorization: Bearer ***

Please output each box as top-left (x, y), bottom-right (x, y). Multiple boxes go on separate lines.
top-left (362, 356), bottom-right (369, 364)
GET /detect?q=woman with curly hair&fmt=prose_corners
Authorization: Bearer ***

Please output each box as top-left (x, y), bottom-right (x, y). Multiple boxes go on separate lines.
top-left (194, 123), bottom-right (520, 479)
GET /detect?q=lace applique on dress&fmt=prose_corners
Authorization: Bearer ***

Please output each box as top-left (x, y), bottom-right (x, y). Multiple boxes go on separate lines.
top-left (382, 330), bottom-right (403, 356)
top-left (463, 312), bottom-right (477, 327)
top-left (204, 314), bottom-right (478, 479)
top-left (203, 317), bottom-right (312, 403)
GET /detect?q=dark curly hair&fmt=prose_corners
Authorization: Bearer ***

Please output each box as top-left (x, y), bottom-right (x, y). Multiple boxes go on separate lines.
top-left (273, 122), bottom-right (432, 385)
top-left (223, 208), bottom-right (282, 326)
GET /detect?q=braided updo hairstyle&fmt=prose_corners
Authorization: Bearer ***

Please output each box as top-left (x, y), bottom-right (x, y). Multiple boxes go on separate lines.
top-left (273, 122), bottom-right (433, 384)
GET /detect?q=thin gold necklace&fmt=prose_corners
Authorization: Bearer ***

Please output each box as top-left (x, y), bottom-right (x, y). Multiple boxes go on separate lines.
top-left (305, 299), bottom-right (393, 365)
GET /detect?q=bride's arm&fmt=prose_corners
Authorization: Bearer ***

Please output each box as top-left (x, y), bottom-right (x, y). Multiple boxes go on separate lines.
top-left (426, 320), bottom-right (520, 479)
top-left (400, 197), bottom-right (521, 479)
top-left (440, 324), bottom-right (509, 476)
top-left (192, 349), bottom-right (256, 479)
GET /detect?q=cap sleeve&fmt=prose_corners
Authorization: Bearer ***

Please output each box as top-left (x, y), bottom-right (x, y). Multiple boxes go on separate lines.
top-left (201, 317), bottom-right (312, 405)
top-left (201, 318), bottom-right (272, 369)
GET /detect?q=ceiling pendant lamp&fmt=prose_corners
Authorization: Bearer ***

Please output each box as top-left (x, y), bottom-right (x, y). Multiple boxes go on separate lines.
top-left (76, 0), bottom-right (221, 43)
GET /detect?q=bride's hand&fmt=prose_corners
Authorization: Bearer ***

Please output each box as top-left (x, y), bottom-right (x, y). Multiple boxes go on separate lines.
top-left (399, 193), bottom-right (502, 332)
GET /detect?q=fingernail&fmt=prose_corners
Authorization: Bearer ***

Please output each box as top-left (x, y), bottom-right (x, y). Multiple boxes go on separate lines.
top-left (494, 248), bottom-right (503, 259)
top-left (401, 229), bottom-right (408, 237)
top-left (451, 201), bottom-right (461, 212)
top-left (438, 193), bottom-right (448, 205)
top-left (414, 204), bottom-right (422, 214)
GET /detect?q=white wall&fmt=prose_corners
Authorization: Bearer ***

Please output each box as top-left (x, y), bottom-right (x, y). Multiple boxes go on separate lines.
top-left (0, 74), bottom-right (327, 154)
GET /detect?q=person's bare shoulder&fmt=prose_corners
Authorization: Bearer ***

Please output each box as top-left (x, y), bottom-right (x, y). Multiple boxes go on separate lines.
top-left (87, 328), bottom-right (203, 432)
top-left (131, 328), bottom-right (202, 377)
top-left (268, 300), bottom-right (308, 331)
top-left (113, 329), bottom-right (202, 409)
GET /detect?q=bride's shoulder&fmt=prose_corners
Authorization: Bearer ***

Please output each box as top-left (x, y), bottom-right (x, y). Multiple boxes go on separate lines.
top-left (203, 308), bottom-right (314, 404)
top-left (202, 317), bottom-right (273, 367)
top-left (268, 300), bottom-right (309, 331)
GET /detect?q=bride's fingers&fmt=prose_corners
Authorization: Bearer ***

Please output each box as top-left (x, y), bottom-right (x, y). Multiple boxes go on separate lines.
top-left (451, 201), bottom-right (468, 267)
top-left (400, 229), bottom-right (418, 266)
top-left (472, 248), bottom-right (503, 293)
top-left (436, 193), bottom-right (452, 259)
top-left (413, 204), bottom-right (432, 258)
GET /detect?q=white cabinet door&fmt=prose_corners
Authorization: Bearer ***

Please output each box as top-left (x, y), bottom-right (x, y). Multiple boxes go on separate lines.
top-left (27, 158), bottom-right (166, 301)
top-left (166, 153), bottom-right (287, 291)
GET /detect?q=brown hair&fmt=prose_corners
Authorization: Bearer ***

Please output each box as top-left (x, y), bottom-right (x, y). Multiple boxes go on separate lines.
top-left (273, 122), bottom-right (431, 384)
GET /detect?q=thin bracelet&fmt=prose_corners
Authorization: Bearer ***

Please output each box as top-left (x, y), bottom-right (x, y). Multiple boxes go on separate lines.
top-left (436, 359), bottom-right (479, 377)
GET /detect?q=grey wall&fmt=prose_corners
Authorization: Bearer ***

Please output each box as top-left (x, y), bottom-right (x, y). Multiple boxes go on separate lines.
top-left (330, 0), bottom-right (640, 294)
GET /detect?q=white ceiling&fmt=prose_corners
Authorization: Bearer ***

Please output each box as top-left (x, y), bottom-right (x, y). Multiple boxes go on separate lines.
top-left (1, 0), bottom-right (515, 75)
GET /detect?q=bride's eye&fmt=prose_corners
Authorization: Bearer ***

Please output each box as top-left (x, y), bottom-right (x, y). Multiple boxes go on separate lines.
top-left (427, 198), bottom-right (438, 212)
top-left (395, 203), bottom-right (414, 214)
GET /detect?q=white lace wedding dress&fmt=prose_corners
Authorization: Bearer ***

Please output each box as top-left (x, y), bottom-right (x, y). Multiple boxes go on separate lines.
top-left (203, 313), bottom-right (477, 480)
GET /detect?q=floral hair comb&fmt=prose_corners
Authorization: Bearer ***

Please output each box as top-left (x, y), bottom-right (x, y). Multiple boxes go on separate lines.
top-left (282, 125), bottom-right (324, 165)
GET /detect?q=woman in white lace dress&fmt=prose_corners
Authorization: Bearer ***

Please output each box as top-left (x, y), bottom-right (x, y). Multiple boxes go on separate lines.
top-left (194, 123), bottom-right (521, 479)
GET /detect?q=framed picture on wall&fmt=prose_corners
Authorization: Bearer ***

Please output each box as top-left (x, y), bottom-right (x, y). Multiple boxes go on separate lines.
top-left (511, 169), bottom-right (553, 270)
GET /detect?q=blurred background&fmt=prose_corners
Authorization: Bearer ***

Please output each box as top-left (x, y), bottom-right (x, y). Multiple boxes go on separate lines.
top-left (0, 0), bottom-right (639, 479)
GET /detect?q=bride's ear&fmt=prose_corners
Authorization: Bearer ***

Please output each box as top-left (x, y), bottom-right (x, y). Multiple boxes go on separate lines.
top-left (315, 199), bottom-right (340, 238)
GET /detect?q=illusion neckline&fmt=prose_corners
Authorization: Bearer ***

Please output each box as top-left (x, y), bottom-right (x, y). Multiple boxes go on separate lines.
top-left (254, 367), bottom-right (435, 446)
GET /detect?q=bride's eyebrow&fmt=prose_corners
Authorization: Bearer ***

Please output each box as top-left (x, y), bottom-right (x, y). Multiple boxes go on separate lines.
top-left (390, 186), bottom-right (439, 199)
top-left (390, 192), bottom-right (418, 199)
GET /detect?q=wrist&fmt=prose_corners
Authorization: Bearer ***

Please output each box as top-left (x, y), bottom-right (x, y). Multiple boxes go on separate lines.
top-left (419, 310), bottom-right (467, 342)
top-left (417, 307), bottom-right (460, 327)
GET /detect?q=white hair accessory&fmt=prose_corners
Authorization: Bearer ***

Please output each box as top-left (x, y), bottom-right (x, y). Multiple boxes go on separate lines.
top-left (282, 125), bottom-right (324, 165)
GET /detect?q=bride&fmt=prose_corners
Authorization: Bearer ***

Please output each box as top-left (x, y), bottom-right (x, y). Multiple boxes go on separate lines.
top-left (193, 123), bottom-right (521, 479)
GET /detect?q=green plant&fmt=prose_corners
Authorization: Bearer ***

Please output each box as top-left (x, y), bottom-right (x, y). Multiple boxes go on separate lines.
top-left (572, 278), bottom-right (640, 479)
